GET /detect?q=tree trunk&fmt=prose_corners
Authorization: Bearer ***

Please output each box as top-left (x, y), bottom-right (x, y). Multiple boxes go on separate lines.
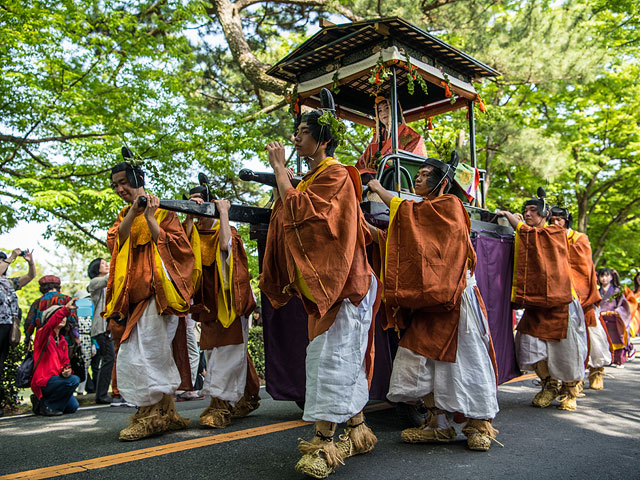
top-left (206, 0), bottom-right (286, 95)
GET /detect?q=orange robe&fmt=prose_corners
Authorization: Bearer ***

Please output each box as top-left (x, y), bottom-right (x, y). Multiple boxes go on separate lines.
top-left (512, 223), bottom-right (573, 342)
top-left (624, 288), bottom-right (639, 337)
top-left (105, 206), bottom-right (195, 392)
top-left (566, 229), bottom-right (601, 327)
top-left (260, 160), bottom-right (375, 337)
top-left (380, 194), bottom-right (477, 363)
top-left (259, 159), bottom-right (378, 379)
top-left (356, 123), bottom-right (427, 172)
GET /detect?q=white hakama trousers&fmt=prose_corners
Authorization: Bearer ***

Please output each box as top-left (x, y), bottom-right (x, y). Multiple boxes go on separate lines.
top-left (303, 275), bottom-right (377, 424)
top-left (588, 306), bottom-right (612, 369)
top-left (516, 298), bottom-right (588, 382)
top-left (386, 274), bottom-right (499, 420)
top-left (200, 316), bottom-right (249, 404)
top-left (116, 301), bottom-right (181, 407)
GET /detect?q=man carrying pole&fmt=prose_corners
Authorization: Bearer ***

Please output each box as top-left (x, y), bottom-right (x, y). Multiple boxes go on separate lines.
top-left (260, 94), bottom-right (380, 478)
top-left (549, 207), bottom-right (609, 390)
top-left (182, 185), bottom-right (260, 428)
top-left (367, 154), bottom-right (500, 452)
top-left (105, 161), bottom-right (195, 441)
top-left (498, 190), bottom-right (587, 411)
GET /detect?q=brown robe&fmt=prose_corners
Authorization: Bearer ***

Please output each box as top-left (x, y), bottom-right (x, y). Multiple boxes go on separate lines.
top-left (513, 223), bottom-right (573, 342)
top-left (189, 223), bottom-right (259, 396)
top-left (190, 225), bottom-right (256, 349)
top-left (105, 206), bottom-right (195, 392)
top-left (381, 194), bottom-right (476, 363)
top-left (259, 161), bottom-right (378, 381)
top-left (566, 229), bottom-right (601, 327)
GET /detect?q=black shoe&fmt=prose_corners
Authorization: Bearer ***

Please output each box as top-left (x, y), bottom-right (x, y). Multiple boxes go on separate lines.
top-left (30, 394), bottom-right (40, 415)
top-left (96, 397), bottom-right (111, 405)
top-left (39, 403), bottom-right (63, 416)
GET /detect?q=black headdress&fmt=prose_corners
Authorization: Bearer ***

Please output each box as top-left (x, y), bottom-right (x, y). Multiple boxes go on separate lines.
top-left (87, 258), bottom-right (103, 279)
top-left (186, 173), bottom-right (212, 202)
top-left (523, 187), bottom-right (550, 218)
top-left (419, 151), bottom-right (459, 195)
top-left (550, 206), bottom-right (573, 229)
top-left (111, 147), bottom-right (145, 188)
top-left (296, 88), bottom-right (345, 157)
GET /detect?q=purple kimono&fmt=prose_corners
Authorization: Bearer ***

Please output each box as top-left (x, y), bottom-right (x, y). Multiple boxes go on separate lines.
top-left (599, 285), bottom-right (633, 365)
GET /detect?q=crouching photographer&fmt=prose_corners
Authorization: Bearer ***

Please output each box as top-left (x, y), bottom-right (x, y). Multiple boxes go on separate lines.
top-left (30, 298), bottom-right (80, 416)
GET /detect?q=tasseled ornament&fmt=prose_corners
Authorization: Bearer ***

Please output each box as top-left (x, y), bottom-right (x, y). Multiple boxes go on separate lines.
top-left (476, 94), bottom-right (486, 113)
top-left (427, 117), bottom-right (434, 130)
top-left (440, 81), bottom-right (451, 97)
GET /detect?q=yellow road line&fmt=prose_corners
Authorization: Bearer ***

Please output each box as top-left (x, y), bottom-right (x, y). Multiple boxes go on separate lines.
top-left (1, 419), bottom-right (310, 480)
top-left (3, 375), bottom-right (540, 479)
top-left (502, 372), bottom-right (536, 384)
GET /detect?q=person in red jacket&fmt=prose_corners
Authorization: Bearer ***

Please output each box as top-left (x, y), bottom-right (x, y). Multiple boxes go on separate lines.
top-left (30, 298), bottom-right (80, 416)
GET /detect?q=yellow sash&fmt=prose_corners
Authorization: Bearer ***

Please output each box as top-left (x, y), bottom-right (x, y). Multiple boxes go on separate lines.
top-left (295, 157), bottom-right (340, 193)
top-left (382, 196), bottom-right (405, 302)
top-left (510, 221), bottom-right (524, 302)
top-left (215, 234), bottom-right (236, 328)
top-left (104, 208), bottom-right (189, 317)
top-left (189, 227), bottom-right (203, 293)
top-left (566, 229), bottom-right (583, 247)
top-left (199, 222), bottom-right (219, 267)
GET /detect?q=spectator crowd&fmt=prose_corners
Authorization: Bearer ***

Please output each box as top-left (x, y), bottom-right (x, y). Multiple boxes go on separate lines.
top-left (0, 248), bottom-right (264, 416)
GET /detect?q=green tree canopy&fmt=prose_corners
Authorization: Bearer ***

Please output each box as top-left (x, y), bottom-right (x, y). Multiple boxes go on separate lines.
top-left (1, 0), bottom-right (639, 277)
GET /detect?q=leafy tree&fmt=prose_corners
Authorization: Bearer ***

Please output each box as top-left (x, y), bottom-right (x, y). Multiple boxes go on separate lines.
top-left (2, 0), bottom-right (640, 277)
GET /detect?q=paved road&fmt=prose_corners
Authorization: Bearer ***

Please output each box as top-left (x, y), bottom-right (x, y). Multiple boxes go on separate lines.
top-left (2, 360), bottom-right (639, 480)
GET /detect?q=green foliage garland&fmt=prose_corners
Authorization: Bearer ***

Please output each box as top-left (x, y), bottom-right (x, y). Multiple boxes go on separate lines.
top-left (331, 64), bottom-right (341, 94)
top-left (317, 110), bottom-right (347, 144)
top-left (442, 72), bottom-right (456, 105)
top-left (288, 84), bottom-right (300, 116)
top-left (368, 53), bottom-right (391, 91)
top-left (403, 52), bottom-right (429, 96)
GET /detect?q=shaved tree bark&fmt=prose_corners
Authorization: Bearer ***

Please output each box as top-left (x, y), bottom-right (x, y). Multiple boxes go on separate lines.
top-left (205, 0), bottom-right (287, 95)
top-left (205, 0), bottom-right (362, 96)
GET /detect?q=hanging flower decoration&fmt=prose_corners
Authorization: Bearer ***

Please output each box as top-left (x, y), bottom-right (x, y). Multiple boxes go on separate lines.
top-left (368, 53), bottom-right (391, 93)
top-left (402, 52), bottom-right (429, 96)
top-left (440, 80), bottom-right (451, 97)
top-left (287, 85), bottom-right (300, 116)
top-left (475, 94), bottom-right (486, 113)
top-left (441, 72), bottom-right (456, 105)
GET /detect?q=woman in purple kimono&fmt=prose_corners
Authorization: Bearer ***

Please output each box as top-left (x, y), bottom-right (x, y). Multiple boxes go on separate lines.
top-left (597, 268), bottom-right (634, 367)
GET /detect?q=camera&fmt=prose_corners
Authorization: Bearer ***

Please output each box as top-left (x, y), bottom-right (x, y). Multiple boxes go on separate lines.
top-left (18, 250), bottom-right (27, 257)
